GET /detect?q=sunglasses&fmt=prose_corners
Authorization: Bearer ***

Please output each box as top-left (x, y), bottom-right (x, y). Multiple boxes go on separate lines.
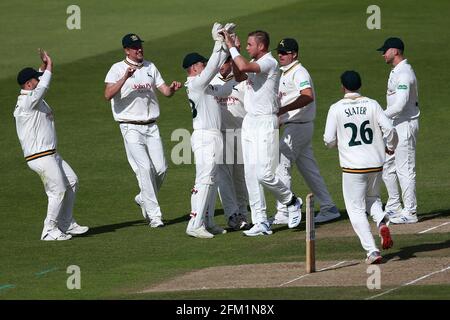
top-left (277, 51), bottom-right (293, 55)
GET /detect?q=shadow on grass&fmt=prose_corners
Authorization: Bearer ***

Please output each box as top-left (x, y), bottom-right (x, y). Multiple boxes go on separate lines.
top-left (273, 208), bottom-right (349, 233)
top-left (418, 209), bottom-right (450, 222)
top-left (164, 209), bottom-right (225, 227)
top-left (383, 239), bottom-right (450, 262)
top-left (79, 219), bottom-right (146, 236)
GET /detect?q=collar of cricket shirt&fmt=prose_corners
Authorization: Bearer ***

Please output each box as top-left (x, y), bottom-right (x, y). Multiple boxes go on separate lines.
top-left (344, 92), bottom-right (362, 100)
top-left (392, 58), bottom-right (408, 73)
top-left (280, 60), bottom-right (300, 75)
top-left (20, 89), bottom-right (32, 96)
top-left (125, 57), bottom-right (144, 68)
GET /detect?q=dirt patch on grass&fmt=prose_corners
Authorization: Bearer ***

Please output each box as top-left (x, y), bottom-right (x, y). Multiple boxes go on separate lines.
top-left (140, 257), bottom-right (450, 293)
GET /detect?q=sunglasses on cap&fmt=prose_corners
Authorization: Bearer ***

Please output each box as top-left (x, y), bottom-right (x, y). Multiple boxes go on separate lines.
top-left (277, 50), bottom-right (294, 55)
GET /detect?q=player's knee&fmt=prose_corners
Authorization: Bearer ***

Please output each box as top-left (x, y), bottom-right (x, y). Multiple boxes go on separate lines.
top-left (198, 175), bottom-right (214, 185)
top-left (256, 169), bottom-right (274, 184)
top-left (155, 164), bottom-right (168, 177)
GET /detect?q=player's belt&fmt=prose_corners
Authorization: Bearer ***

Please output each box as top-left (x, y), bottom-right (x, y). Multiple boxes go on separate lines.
top-left (342, 166), bottom-right (383, 174)
top-left (285, 120), bottom-right (311, 125)
top-left (25, 149), bottom-right (56, 162)
top-left (119, 120), bottom-right (156, 125)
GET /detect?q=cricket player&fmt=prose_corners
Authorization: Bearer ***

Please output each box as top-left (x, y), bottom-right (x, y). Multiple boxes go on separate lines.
top-left (209, 55), bottom-right (250, 231)
top-left (104, 33), bottom-right (182, 228)
top-left (272, 38), bottom-right (340, 225)
top-left (14, 49), bottom-right (88, 241)
top-left (323, 71), bottom-right (398, 264)
top-left (222, 29), bottom-right (302, 236)
top-left (377, 37), bottom-right (420, 224)
top-left (183, 22), bottom-right (231, 238)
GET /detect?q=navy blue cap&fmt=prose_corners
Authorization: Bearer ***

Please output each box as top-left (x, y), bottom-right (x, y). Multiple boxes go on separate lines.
top-left (17, 67), bottom-right (43, 85)
top-left (122, 33), bottom-right (144, 48)
top-left (182, 52), bottom-right (207, 69)
top-left (276, 38), bottom-right (299, 53)
top-left (341, 70), bottom-right (362, 91)
top-left (377, 37), bottom-right (404, 53)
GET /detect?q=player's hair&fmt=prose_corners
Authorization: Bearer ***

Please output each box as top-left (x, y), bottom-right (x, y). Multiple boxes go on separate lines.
top-left (248, 30), bottom-right (270, 50)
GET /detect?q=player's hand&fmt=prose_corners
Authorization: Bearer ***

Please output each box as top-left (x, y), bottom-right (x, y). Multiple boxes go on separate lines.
top-left (39, 48), bottom-right (52, 65)
top-left (124, 67), bottom-right (136, 79)
top-left (233, 34), bottom-right (241, 51)
top-left (221, 30), bottom-right (235, 49)
top-left (385, 147), bottom-right (395, 155)
top-left (169, 81), bottom-right (182, 92)
top-left (223, 22), bottom-right (236, 35)
top-left (211, 22), bottom-right (224, 41)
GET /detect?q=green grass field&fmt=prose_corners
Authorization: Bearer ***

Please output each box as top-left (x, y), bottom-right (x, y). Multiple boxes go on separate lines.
top-left (1, 0), bottom-right (449, 301)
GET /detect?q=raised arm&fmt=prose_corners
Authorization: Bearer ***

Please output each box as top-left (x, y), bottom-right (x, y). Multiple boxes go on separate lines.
top-left (191, 40), bottom-right (228, 91)
top-left (28, 49), bottom-right (53, 109)
top-left (157, 81), bottom-right (182, 97)
top-left (104, 67), bottom-right (136, 101)
top-left (222, 30), bottom-right (261, 74)
top-left (228, 34), bottom-right (247, 82)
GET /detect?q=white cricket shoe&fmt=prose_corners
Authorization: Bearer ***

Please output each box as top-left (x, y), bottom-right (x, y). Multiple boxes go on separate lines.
top-left (41, 228), bottom-right (72, 241)
top-left (207, 225), bottom-right (227, 235)
top-left (374, 208), bottom-right (402, 223)
top-left (287, 197), bottom-right (302, 229)
top-left (135, 195), bottom-right (150, 222)
top-left (315, 206), bottom-right (340, 223)
top-left (66, 222), bottom-right (89, 235)
top-left (389, 213), bottom-right (418, 224)
top-left (270, 212), bottom-right (289, 225)
top-left (365, 251), bottom-right (382, 264)
top-left (187, 225), bottom-right (214, 239)
top-left (243, 222), bottom-right (273, 237)
top-left (149, 217), bottom-right (164, 228)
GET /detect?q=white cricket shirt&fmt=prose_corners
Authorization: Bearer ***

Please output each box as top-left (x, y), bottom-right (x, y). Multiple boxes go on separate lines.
top-left (324, 92), bottom-right (397, 172)
top-left (14, 71), bottom-right (58, 159)
top-left (184, 41), bottom-right (228, 131)
top-left (244, 52), bottom-right (280, 116)
top-left (105, 57), bottom-right (165, 122)
top-left (210, 73), bottom-right (246, 129)
top-left (278, 60), bottom-right (316, 124)
top-left (385, 59), bottom-right (420, 122)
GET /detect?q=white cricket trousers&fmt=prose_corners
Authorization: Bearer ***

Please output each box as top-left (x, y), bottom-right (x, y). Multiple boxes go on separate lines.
top-left (27, 153), bottom-right (78, 233)
top-left (191, 129), bottom-right (223, 229)
top-left (241, 114), bottom-right (293, 224)
top-left (120, 123), bottom-right (167, 219)
top-left (383, 119), bottom-right (418, 214)
top-left (342, 171), bottom-right (386, 256)
top-left (276, 122), bottom-right (335, 215)
top-left (216, 129), bottom-right (248, 220)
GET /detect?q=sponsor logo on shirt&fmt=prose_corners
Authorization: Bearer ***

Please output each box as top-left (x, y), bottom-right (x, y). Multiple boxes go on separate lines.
top-left (300, 80), bottom-right (310, 87)
top-left (214, 96), bottom-right (240, 107)
top-left (133, 83), bottom-right (152, 90)
top-left (397, 84), bottom-right (408, 90)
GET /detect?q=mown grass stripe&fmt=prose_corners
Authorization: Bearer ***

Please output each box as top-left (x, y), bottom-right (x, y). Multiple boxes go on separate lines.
top-left (0, 284), bottom-right (15, 292)
top-left (35, 267), bottom-right (59, 277)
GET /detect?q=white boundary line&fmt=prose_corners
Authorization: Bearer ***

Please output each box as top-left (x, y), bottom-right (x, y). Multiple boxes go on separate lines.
top-left (366, 265), bottom-right (450, 300)
top-left (417, 221), bottom-right (450, 234)
top-left (278, 261), bottom-right (348, 287)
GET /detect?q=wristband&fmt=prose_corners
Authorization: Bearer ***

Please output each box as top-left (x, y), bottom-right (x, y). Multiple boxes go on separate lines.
top-left (230, 47), bottom-right (241, 60)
